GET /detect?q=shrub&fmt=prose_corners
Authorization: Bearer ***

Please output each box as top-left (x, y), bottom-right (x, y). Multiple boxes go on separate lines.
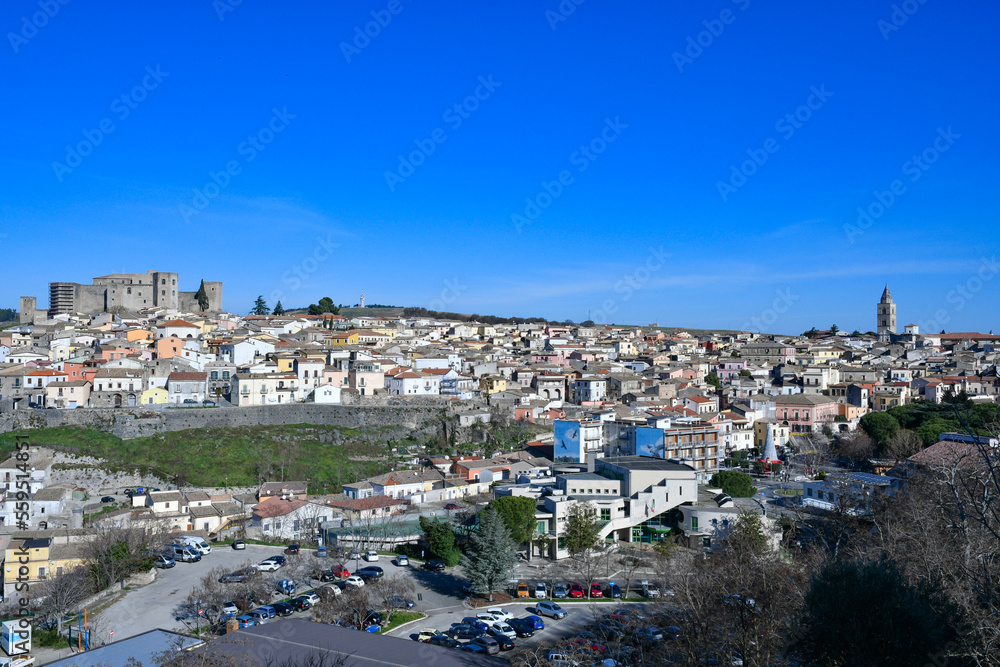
top-left (709, 470), bottom-right (756, 498)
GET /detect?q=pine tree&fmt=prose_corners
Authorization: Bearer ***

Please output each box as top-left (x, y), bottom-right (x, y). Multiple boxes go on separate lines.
top-left (251, 295), bottom-right (269, 315)
top-left (272, 301), bottom-right (285, 315)
top-left (195, 280), bottom-right (209, 311)
top-left (460, 507), bottom-right (517, 602)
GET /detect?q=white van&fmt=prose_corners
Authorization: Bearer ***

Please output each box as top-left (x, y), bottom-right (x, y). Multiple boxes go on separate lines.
top-left (177, 536), bottom-right (212, 555)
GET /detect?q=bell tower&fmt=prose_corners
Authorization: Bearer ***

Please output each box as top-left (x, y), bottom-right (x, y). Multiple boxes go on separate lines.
top-left (877, 285), bottom-right (896, 342)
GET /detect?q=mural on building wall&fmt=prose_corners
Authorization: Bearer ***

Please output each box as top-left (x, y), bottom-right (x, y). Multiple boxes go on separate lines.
top-left (554, 420), bottom-right (582, 463)
top-left (636, 427), bottom-right (666, 458)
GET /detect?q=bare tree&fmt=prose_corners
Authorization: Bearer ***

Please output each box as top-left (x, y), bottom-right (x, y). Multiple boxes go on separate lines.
top-left (368, 574), bottom-right (416, 625)
top-left (83, 525), bottom-right (160, 592)
top-left (31, 566), bottom-right (89, 628)
top-left (885, 428), bottom-right (923, 463)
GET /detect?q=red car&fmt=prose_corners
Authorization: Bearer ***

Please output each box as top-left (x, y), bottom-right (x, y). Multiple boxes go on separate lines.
top-left (566, 637), bottom-right (607, 655)
top-left (569, 582), bottom-right (585, 599)
top-left (330, 564), bottom-right (350, 579)
top-left (589, 582), bottom-right (603, 598)
top-left (444, 503), bottom-right (460, 510)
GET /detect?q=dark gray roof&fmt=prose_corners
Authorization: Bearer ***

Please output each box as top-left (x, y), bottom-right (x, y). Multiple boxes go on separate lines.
top-left (192, 619), bottom-right (507, 666)
top-left (47, 628), bottom-right (202, 666)
top-left (597, 456), bottom-right (695, 472)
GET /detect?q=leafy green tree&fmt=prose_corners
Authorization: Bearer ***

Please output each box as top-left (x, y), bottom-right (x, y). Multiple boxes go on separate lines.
top-left (793, 558), bottom-right (964, 667)
top-left (272, 301), bottom-right (285, 315)
top-left (418, 516), bottom-right (460, 565)
top-left (195, 280), bottom-right (209, 311)
top-left (705, 372), bottom-right (722, 389)
top-left (738, 369), bottom-right (752, 377)
top-left (709, 470), bottom-right (756, 498)
top-left (460, 507), bottom-right (517, 602)
top-left (251, 295), bottom-right (269, 315)
top-left (728, 509), bottom-right (768, 555)
top-left (488, 496), bottom-right (537, 547)
top-left (859, 412), bottom-right (901, 449)
top-left (308, 296), bottom-right (340, 316)
top-left (830, 324), bottom-right (839, 335)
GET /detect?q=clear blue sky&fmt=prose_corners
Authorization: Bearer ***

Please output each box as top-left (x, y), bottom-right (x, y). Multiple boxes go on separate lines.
top-left (3, 0), bottom-right (998, 334)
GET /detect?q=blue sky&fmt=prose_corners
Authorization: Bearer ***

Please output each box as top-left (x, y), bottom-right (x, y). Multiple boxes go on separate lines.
top-left (3, 0), bottom-right (998, 334)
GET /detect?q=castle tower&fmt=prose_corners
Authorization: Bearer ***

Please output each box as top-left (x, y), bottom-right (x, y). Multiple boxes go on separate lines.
top-left (19, 296), bottom-right (36, 324)
top-left (877, 285), bottom-right (896, 343)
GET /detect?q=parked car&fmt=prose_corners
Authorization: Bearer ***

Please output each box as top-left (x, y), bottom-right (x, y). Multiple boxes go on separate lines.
top-left (276, 579), bottom-right (296, 596)
top-left (507, 618), bottom-right (536, 637)
top-left (589, 582), bottom-right (604, 598)
top-left (232, 540), bottom-right (247, 550)
top-left (247, 609), bottom-right (270, 625)
top-left (344, 575), bottom-right (365, 588)
top-left (428, 635), bottom-right (461, 648)
top-left (386, 595), bottom-right (414, 609)
top-left (256, 560), bottom-right (282, 572)
top-left (515, 582), bottom-right (530, 598)
top-left (422, 559), bottom-right (445, 571)
top-left (636, 627), bottom-right (665, 644)
top-left (355, 567), bottom-right (384, 581)
top-left (172, 545), bottom-right (201, 563)
top-left (318, 570), bottom-right (339, 582)
top-left (300, 592), bottom-right (321, 606)
top-left (284, 544), bottom-right (300, 554)
top-left (607, 583), bottom-right (622, 599)
top-left (489, 622), bottom-right (516, 639)
top-left (524, 615), bottom-right (545, 630)
top-left (272, 602), bottom-right (295, 617)
top-left (257, 605), bottom-right (277, 619)
top-left (219, 568), bottom-right (257, 583)
top-left (553, 584), bottom-right (568, 598)
top-left (444, 503), bottom-right (460, 510)
top-left (330, 564), bottom-right (350, 578)
top-left (362, 550), bottom-right (379, 562)
top-left (221, 601), bottom-right (239, 616)
top-left (535, 582), bottom-right (547, 598)
top-left (462, 618), bottom-right (491, 634)
top-left (153, 554), bottom-right (175, 569)
top-left (458, 644), bottom-right (486, 654)
top-left (100, 496), bottom-right (115, 503)
top-left (569, 582), bottom-right (585, 598)
top-left (640, 580), bottom-right (659, 598)
top-left (289, 596), bottom-right (312, 611)
top-left (235, 614), bottom-right (256, 628)
top-left (545, 650), bottom-right (579, 667)
top-left (472, 636), bottom-right (501, 655)
top-left (393, 554), bottom-right (409, 566)
top-left (486, 607), bottom-right (513, 622)
top-left (417, 628), bottom-right (440, 642)
top-left (535, 601), bottom-right (567, 619)
top-left (447, 624), bottom-right (484, 640)
top-left (317, 583), bottom-right (342, 599)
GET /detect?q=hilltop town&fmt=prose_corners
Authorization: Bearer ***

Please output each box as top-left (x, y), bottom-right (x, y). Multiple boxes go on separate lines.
top-left (1, 276), bottom-right (998, 666)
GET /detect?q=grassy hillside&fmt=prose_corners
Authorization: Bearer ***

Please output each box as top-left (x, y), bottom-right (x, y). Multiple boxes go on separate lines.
top-left (0, 424), bottom-right (420, 490)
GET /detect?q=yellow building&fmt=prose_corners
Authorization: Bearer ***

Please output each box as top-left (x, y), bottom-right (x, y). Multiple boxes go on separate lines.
top-left (329, 331), bottom-right (360, 346)
top-left (141, 387), bottom-right (168, 405)
top-left (479, 375), bottom-right (507, 395)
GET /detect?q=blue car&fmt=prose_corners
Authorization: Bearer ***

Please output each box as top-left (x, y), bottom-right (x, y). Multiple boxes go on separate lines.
top-left (235, 614), bottom-right (255, 628)
top-left (461, 618), bottom-right (491, 633)
top-left (258, 605), bottom-right (277, 619)
top-left (524, 615), bottom-right (545, 630)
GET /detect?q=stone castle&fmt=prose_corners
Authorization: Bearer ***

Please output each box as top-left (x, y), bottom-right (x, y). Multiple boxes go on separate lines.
top-left (20, 270), bottom-right (222, 322)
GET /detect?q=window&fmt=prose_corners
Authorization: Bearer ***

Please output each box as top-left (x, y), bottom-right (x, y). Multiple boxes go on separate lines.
top-left (536, 520), bottom-right (546, 534)
top-left (600, 508), bottom-right (611, 522)
top-left (211, 372), bottom-right (218, 380)
top-left (222, 371), bottom-right (230, 379)
top-left (691, 516), bottom-right (698, 530)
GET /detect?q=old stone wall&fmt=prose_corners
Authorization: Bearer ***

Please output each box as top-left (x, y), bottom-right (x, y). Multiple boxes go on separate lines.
top-left (0, 402), bottom-right (458, 439)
